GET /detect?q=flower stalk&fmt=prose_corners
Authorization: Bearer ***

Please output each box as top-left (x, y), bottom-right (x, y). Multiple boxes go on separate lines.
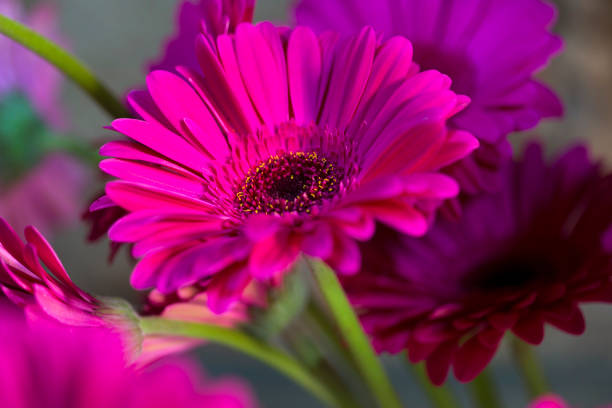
top-left (138, 317), bottom-right (344, 408)
top-left (308, 259), bottom-right (404, 408)
top-left (468, 369), bottom-right (503, 408)
top-left (0, 13), bottom-right (129, 118)
top-left (511, 336), bottom-right (549, 398)
top-left (408, 361), bottom-right (461, 408)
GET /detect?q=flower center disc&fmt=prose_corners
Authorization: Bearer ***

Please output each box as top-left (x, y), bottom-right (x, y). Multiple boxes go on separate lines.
top-left (235, 151), bottom-right (341, 215)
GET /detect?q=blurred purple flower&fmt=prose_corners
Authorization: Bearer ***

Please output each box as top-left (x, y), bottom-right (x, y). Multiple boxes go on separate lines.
top-left (295, 0), bottom-right (563, 195)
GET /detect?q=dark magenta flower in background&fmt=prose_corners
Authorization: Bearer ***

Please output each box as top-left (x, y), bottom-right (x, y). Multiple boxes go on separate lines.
top-left (0, 309), bottom-right (256, 408)
top-left (295, 0), bottom-right (563, 195)
top-left (0, 0), bottom-right (87, 234)
top-left (343, 143), bottom-right (612, 384)
top-left (101, 22), bottom-right (478, 312)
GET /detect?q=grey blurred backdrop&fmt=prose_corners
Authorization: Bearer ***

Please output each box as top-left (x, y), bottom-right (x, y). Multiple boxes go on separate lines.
top-left (29, 0), bottom-right (612, 406)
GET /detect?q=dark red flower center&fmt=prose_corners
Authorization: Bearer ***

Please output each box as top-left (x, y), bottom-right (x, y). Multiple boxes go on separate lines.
top-left (464, 252), bottom-right (557, 292)
top-left (235, 151), bottom-right (342, 215)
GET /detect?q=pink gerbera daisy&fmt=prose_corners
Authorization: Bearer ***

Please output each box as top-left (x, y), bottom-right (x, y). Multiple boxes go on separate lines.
top-left (0, 309), bottom-right (256, 408)
top-left (0, 0), bottom-right (87, 234)
top-left (295, 0), bottom-right (563, 193)
top-left (343, 143), bottom-right (612, 384)
top-left (101, 22), bottom-right (478, 312)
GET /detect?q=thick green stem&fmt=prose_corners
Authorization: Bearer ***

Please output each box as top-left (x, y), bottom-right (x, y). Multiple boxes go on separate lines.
top-left (468, 369), bottom-right (503, 408)
top-left (0, 13), bottom-right (129, 118)
top-left (408, 362), bottom-right (461, 408)
top-left (139, 317), bottom-right (342, 408)
top-left (511, 336), bottom-right (549, 398)
top-left (308, 259), bottom-right (404, 408)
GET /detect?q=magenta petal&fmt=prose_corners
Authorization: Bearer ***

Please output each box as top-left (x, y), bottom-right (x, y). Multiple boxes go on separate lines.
top-left (325, 232), bottom-right (361, 275)
top-left (425, 341), bottom-right (457, 386)
top-left (546, 306), bottom-right (586, 335)
top-left (453, 336), bottom-right (498, 383)
top-left (249, 231), bottom-right (300, 279)
top-left (301, 222), bottom-right (333, 259)
top-left (512, 316), bottom-right (545, 345)
top-left (488, 312), bottom-right (519, 331)
top-left (207, 265), bottom-right (252, 314)
top-left (33, 285), bottom-right (99, 326)
top-left (288, 27), bottom-right (322, 124)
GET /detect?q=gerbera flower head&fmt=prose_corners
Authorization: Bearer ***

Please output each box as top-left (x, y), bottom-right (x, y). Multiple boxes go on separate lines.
top-left (0, 0), bottom-right (87, 234)
top-left (343, 142), bottom-right (612, 385)
top-left (295, 0), bottom-right (563, 193)
top-left (102, 22), bottom-right (478, 312)
top-left (0, 308), bottom-right (256, 408)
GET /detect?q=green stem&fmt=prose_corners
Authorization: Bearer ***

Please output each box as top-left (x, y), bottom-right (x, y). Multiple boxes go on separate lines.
top-left (468, 369), bottom-right (503, 408)
top-left (0, 13), bottom-right (129, 118)
top-left (308, 259), bottom-right (404, 408)
top-left (139, 317), bottom-right (342, 408)
top-left (43, 135), bottom-right (100, 167)
top-left (408, 361), bottom-right (461, 408)
top-left (510, 336), bottom-right (549, 398)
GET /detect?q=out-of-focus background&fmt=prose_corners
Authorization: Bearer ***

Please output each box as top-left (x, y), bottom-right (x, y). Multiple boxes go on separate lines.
top-left (22, 0), bottom-right (612, 406)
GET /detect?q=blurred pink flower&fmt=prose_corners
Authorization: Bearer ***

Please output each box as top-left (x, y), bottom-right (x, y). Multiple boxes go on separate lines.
top-left (344, 143), bottom-right (612, 384)
top-left (101, 23), bottom-right (477, 312)
top-left (0, 308), bottom-right (256, 408)
top-left (0, 0), bottom-right (66, 126)
top-left (0, 217), bottom-right (101, 326)
top-left (295, 0), bottom-right (563, 194)
top-left (527, 395), bottom-right (612, 408)
top-left (528, 395), bottom-right (570, 408)
top-left (1, 154), bottom-right (87, 235)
